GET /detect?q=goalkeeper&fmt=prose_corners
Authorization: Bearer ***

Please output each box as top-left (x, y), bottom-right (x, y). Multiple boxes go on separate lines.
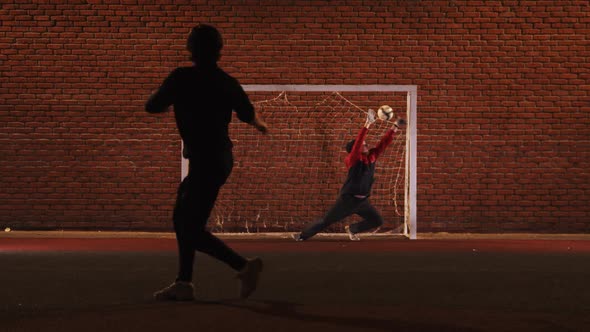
top-left (294, 109), bottom-right (405, 241)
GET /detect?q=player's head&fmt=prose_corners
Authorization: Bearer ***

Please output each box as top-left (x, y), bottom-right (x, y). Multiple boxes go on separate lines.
top-left (187, 24), bottom-right (223, 64)
top-left (345, 139), bottom-right (369, 155)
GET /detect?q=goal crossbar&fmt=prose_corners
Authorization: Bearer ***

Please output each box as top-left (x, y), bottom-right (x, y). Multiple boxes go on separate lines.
top-left (242, 84), bottom-right (417, 93)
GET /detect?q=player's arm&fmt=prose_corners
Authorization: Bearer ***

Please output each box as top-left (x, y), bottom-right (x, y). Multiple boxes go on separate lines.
top-left (345, 128), bottom-right (368, 167)
top-left (345, 110), bottom-right (375, 167)
top-left (370, 118), bottom-right (406, 159)
top-left (231, 80), bottom-right (268, 134)
top-left (249, 113), bottom-right (268, 134)
top-left (145, 69), bottom-right (178, 114)
top-left (370, 129), bottom-right (395, 159)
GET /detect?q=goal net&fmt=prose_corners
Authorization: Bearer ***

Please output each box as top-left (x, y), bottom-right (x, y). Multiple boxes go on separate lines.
top-left (182, 85), bottom-right (417, 239)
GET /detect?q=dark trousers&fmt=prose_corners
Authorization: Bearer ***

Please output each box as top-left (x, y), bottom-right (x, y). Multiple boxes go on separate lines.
top-left (300, 195), bottom-right (384, 240)
top-left (173, 151), bottom-right (246, 282)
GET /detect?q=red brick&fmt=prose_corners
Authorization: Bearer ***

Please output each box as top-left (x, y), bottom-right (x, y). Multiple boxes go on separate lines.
top-left (0, 1), bottom-right (588, 233)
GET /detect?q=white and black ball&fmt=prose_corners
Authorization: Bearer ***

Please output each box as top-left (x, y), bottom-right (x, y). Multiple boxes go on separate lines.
top-left (377, 105), bottom-right (394, 121)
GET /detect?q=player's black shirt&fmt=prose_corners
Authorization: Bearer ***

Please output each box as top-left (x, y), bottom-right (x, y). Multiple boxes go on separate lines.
top-left (145, 64), bottom-right (255, 156)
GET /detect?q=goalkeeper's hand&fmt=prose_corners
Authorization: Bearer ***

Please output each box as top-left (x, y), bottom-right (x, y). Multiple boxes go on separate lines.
top-left (393, 118), bottom-right (407, 131)
top-left (365, 109), bottom-right (376, 128)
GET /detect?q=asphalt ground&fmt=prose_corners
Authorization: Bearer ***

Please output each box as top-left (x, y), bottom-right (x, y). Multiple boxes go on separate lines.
top-left (0, 232), bottom-right (589, 332)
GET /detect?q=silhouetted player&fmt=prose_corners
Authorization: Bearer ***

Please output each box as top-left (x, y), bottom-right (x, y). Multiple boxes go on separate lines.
top-left (146, 24), bottom-right (268, 300)
top-left (293, 109), bottom-right (405, 241)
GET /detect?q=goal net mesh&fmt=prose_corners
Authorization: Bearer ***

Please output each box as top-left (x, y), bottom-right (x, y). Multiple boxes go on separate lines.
top-left (206, 90), bottom-right (408, 235)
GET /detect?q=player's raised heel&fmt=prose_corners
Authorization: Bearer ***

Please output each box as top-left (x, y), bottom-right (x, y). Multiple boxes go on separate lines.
top-left (237, 257), bottom-right (263, 299)
top-left (292, 233), bottom-right (304, 241)
top-left (345, 225), bottom-right (361, 241)
top-left (153, 281), bottom-right (195, 301)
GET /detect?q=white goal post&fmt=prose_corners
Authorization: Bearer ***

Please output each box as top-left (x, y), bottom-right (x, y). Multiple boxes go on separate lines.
top-left (181, 85), bottom-right (418, 239)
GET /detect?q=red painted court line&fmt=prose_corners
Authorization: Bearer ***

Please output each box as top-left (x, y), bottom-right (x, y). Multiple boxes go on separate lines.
top-left (1, 238), bottom-right (590, 253)
top-left (0, 238), bottom-right (177, 252)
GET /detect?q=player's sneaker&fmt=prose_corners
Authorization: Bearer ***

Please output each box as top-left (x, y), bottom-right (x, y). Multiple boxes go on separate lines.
top-left (292, 233), bottom-right (304, 241)
top-left (345, 225), bottom-right (360, 241)
top-left (153, 281), bottom-right (195, 301)
top-left (237, 257), bottom-right (263, 299)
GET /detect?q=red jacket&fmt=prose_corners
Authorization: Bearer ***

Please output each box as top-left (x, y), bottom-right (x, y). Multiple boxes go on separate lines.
top-left (341, 127), bottom-right (396, 196)
top-left (345, 127), bottom-right (395, 169)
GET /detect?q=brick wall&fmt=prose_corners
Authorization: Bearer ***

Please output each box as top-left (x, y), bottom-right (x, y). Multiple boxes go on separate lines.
top-left (1, 1), bottom-right (588, 233)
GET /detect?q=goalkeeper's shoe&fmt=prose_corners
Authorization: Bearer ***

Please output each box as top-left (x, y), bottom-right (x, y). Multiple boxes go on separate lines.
top-left (153, 281), bottom-right (195, 301)
top-left (345, 225), bottom-right (361, 241)
top-left (237, 257), bottom-right (263, 299)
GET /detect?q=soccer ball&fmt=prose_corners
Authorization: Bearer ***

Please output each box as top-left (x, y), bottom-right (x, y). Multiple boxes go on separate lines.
top-left (377, 105), bottom-right (394, 121)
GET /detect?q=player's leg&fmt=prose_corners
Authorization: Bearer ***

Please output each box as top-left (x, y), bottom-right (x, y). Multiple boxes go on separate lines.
top-left (154, 177), bottom-right (196, 301)
top-left (190, 152), bottom-right (262, 298)
top-left (156, 151), bottom-right (262, 300)
top-left (192, 227), bottom-right (263, 298)
top-left (348, 199), bottom-right (384, 235)
top-left (174, 174), bottom-right (228, 281)
top-left (298, 195), bottom-right (360, 240)
top-left (185, 179), bottom-right (261, 298)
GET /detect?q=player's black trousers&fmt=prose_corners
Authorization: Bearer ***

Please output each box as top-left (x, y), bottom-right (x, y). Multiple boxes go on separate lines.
top-left (173, 150), bottom-right (247, 282)
top-left (300, 194), bottom-right (384, 240)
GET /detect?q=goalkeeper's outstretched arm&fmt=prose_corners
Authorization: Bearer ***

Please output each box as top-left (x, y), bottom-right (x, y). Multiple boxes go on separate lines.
top-left (370, 117), bottom-right (406, 159)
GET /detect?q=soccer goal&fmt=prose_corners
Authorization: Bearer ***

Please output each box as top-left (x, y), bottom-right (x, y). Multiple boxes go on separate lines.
top-left (181, 85), bottom-right (417, 239)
